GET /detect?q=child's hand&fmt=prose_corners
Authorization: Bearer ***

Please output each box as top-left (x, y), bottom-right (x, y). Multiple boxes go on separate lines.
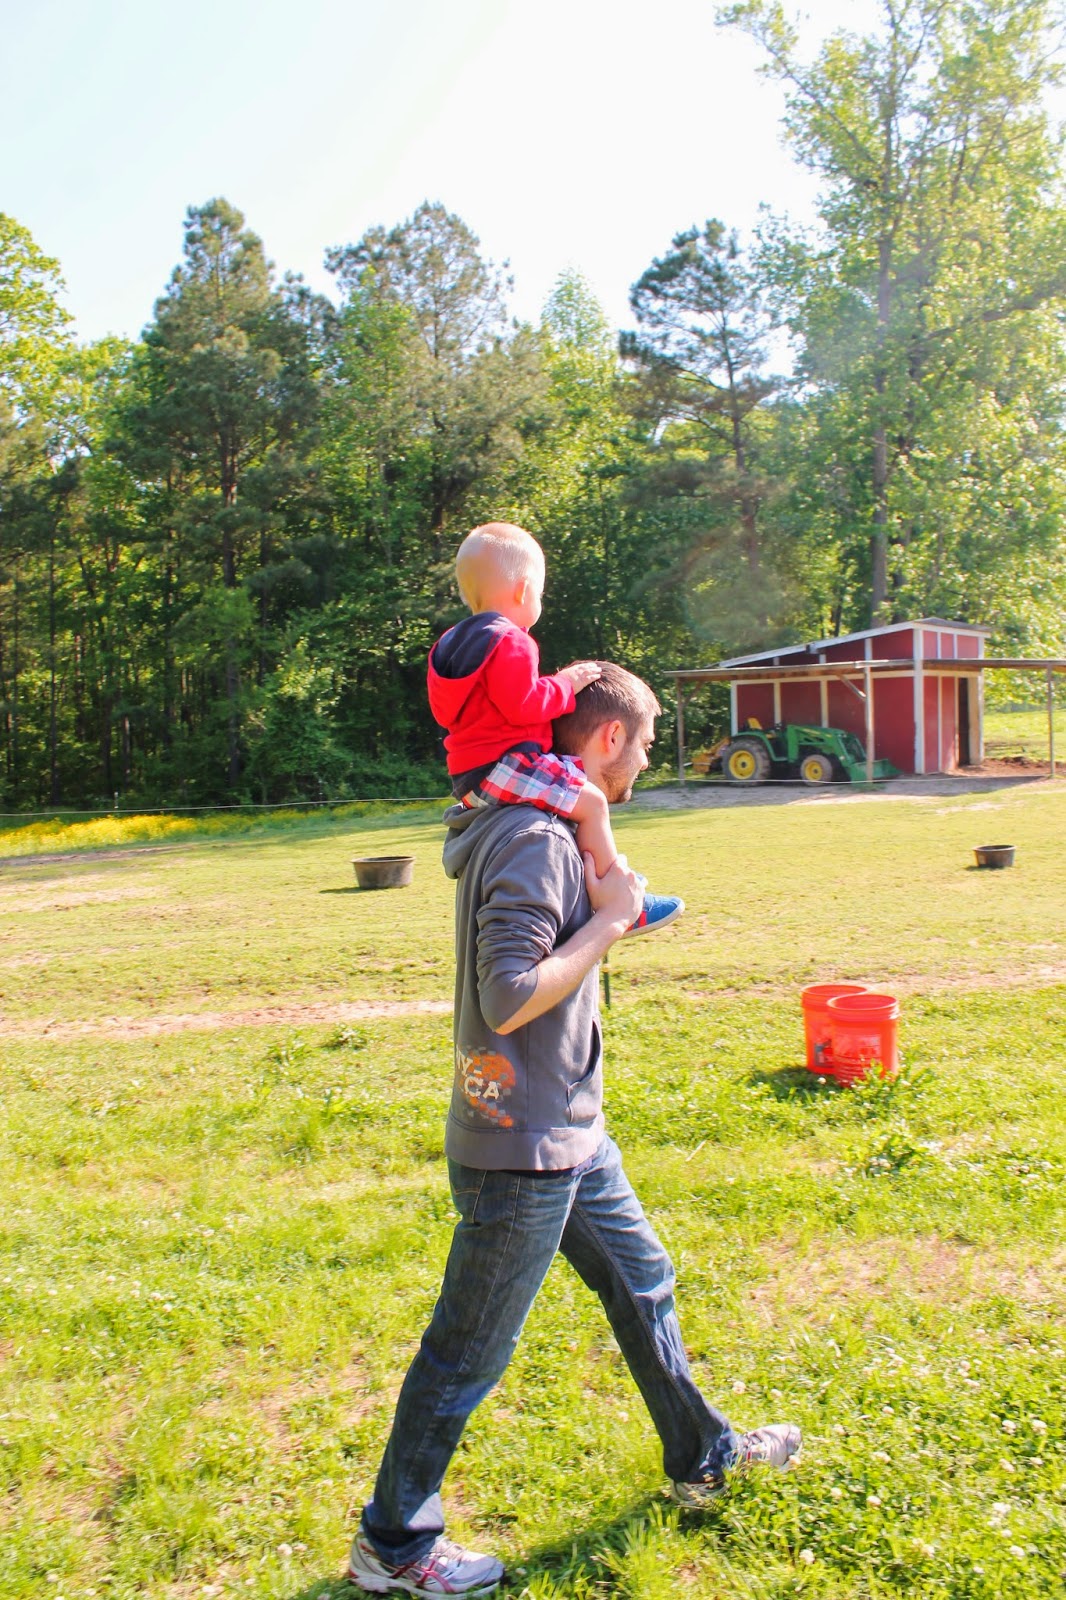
top-left (558, 661), bottom-right (602, 693)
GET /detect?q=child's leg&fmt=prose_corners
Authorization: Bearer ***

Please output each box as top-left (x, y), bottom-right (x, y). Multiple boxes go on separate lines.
top-left (569, 780), bottom-right (617, 880)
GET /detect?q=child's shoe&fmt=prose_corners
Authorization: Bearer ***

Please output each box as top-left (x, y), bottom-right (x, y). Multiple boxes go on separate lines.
top-left (624, 892), bottom-right (684, 938)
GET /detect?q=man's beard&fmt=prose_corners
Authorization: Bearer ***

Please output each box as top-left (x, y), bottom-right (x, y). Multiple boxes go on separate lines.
top-left (599, 744), bottom-right (639, 804)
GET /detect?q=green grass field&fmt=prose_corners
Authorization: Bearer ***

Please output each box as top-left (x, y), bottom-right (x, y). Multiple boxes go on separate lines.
top-left (1, 781), bottom-right (1064, 1598)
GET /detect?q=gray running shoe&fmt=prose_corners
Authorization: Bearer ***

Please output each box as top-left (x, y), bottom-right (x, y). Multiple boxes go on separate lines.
top-left (671, 1422), bottom-right (802, 1508)
top-left (348, 1531), bottom-right (504, 1596)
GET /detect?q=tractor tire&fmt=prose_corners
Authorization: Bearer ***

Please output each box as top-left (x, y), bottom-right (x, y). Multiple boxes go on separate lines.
top-left (722, 737), bottom-right (772, 784)
top-left (799, 752), bottom-right (837, 785)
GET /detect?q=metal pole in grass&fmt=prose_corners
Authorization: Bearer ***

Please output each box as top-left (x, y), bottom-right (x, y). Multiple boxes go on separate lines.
top-left (676, 683), bottom-right (686, 786)
top-left (1048, 666), bottom-right (1057, 779)
top-left (602, 950), bottom-right (612, 1009)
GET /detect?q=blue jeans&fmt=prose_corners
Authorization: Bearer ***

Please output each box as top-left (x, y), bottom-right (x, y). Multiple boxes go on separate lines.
top-left (361, 1135), bottom-right (739, 1565)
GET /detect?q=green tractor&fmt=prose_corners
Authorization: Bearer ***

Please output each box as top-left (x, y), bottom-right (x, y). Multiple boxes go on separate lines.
top-left (713, 721), bottom-right (899, 785)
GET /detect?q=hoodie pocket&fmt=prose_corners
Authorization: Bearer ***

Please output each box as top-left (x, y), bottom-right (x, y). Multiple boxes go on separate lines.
top-left (566, 1018), bottom-right (602, 1125)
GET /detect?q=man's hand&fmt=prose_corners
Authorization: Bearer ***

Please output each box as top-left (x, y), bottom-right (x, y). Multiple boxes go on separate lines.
top-left (583, 851), bottom-right (642, 934)
top-left (494, 851), bottom-right (643, 1035)
top-left (557, 660), bottom-right (602, 694)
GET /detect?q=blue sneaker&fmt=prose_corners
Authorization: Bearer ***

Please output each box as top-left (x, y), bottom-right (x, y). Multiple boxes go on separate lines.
top-left (624, 891), bottom-right (685, 938)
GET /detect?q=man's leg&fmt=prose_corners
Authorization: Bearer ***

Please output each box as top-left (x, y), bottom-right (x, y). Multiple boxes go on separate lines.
top-left (360, 1161), bottom-right (576, 1568)
top-left (559, 1136), bottom-right (740, 1484)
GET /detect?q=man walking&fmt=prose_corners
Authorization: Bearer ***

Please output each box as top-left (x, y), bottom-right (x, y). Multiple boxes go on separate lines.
top-left (348, 665), bottom-right (801, 1596)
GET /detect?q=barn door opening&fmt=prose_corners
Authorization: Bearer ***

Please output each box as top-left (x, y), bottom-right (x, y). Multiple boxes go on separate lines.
top-left (958, 679), bottom-right (972, 766)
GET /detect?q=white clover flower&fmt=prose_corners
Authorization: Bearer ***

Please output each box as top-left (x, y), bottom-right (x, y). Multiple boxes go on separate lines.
top-left (1008, 1546), bottom-right (1026, 1560)
top-left (799, 1549), bottom-right (815, 1564)
top-left (867, 1494), bottom-right (882, 1507)
top-left (1001, 1419), bottom-right (1017, 1435)
top-left (872, 1450), bottom-right (890, 1463)
top-left (830, 1486), bottom-right (843, 1501)
top-left (732, 1380), bottom-right (746, 1394)
top-left (1030, 1418), bottom-right (1047, 1435)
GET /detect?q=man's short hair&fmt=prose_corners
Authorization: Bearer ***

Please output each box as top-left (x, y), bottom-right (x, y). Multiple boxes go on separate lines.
top-left (553, 662), bottom-right (660, 752)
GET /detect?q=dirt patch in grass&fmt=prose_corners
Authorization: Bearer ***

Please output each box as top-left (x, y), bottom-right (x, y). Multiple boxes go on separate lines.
top-left (749, 1235), bottom-right (1066, 1319)
top-left (0, 884), bottom-right (157, 912)
top-left (0, 844), bottom-right (184, 869)
top-left (197, 1359), bottom-right (373, 1448)
top-left (681, 961), bottom-right (1066, 1004)
top-left (631, 771), bottom-right (1060, 809)
top-left (6, 960), bottom-right (1066, 1042)
top-left (0, 997), bottom-right (453, 1041)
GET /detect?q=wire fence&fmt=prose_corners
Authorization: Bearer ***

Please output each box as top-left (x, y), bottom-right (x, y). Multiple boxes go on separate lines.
top-left (0, 795), bottom-right (449, 823)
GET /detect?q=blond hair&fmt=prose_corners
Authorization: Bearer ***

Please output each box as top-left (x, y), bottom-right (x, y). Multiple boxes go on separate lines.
top-left (455, 522), bottom-right (545, 610)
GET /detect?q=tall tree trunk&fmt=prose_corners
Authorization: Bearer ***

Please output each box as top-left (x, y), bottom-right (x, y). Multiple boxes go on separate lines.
top-left (11, 558), bottom-right (20, 796)
top-left (871, 229), bottom-right (892, 620)
top-left (221, 438), bottom-right (241, 788)
top-left (48, 528), bottom-right (60, 805)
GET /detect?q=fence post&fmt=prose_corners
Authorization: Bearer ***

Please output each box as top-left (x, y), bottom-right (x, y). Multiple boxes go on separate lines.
top-left (676, 683), bottom-right (686, 786)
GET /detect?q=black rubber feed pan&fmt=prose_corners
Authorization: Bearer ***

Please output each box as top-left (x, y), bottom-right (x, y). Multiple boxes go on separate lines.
top-left (353, 855), bottom-right (415, 889)
top-left (973, 845), bottom-right (1015, 869)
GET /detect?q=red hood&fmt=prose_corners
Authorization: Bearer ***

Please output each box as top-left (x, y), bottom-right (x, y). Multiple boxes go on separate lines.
top-left (427, 613), bottom-right (512, 729)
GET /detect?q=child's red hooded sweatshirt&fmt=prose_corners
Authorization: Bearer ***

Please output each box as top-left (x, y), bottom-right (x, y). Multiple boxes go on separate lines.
top-left (427, 613), bottom-right (575, 776)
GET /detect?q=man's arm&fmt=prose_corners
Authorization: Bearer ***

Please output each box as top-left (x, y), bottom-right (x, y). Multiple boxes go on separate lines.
top-left (492, 852), bottom-right (641, 1036)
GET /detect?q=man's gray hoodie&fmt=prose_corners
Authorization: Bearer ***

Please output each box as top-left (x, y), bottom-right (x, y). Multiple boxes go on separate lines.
top-left (441, 801), bottom-right (604, 1170)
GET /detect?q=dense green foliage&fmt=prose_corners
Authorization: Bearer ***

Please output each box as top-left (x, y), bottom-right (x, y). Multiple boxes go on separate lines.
top-left (2, 0), bottom-right (1066, 808)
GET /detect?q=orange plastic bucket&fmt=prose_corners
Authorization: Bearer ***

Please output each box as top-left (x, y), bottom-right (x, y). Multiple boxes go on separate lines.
top-left (827, 992), bottom-right (900, 1084)
top-left (800, 983), bottom-right (868, 1072)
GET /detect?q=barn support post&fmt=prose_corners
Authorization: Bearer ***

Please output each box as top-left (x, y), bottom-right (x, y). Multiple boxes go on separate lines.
top-left (864, 664), bottom-right (875, 783)
top-left (676, 681), bottom-right (686, 786)
top-left (1048, 667), bottom-right (1056, 780)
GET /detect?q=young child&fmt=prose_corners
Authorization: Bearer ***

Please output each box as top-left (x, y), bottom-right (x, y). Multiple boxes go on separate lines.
top-left (427, 521), bottom-right (684, 936)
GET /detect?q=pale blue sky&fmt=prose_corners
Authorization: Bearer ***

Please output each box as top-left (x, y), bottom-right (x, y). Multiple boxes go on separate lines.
top-left (4, 0), bottom-right (882, 342)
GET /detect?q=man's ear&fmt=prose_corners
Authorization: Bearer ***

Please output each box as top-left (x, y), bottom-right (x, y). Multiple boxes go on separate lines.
top-left (601, 717), bottom-right (626, 755)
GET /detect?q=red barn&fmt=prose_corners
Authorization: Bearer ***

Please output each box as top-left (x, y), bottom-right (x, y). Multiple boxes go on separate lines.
top-left (716, 619), bottom-right (991, 775)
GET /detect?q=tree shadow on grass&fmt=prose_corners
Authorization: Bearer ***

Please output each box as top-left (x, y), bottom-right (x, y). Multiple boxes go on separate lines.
top-left (278, 1494), bottom-right (692, 1598)
top-left (506, 1493), bottom-right (667, 1587)
top-left (750, 1064), bottom-right (842, 1102)
top-left (282, 1577), bottom-right (350, 1599)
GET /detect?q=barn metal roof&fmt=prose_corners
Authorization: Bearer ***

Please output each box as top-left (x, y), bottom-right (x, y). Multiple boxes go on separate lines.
top-left (716, 617), bottom-right (993, 669)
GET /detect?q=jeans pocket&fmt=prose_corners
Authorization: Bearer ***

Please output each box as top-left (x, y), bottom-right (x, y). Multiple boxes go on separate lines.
top-left (448, 1161), bottom-right (486, 1220)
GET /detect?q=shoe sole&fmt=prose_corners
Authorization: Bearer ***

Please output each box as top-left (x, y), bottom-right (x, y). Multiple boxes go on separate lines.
top-left (622, 900), bottom-right (685, 939)
top-left (669, 1479), bottom-right (726, 1508)
top-left (347, 1565), bottom-right (503, 1596)
top-left (670, 1444), bottom-right (802, 1510)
